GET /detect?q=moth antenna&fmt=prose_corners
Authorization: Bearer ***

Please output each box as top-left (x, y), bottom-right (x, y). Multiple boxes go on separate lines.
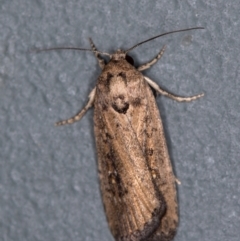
top-left (125, 27), bottom-right (204, 53)
top-left (30, 47), bottom-right (93, 53)
top-left (30, 46), bottom-right (111, 57)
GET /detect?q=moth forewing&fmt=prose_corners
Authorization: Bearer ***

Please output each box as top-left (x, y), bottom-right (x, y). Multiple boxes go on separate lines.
top-left (144, 80), bottom-right (178, 241)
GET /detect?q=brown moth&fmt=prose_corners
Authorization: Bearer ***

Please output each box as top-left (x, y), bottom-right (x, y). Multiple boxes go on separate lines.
top-left (37, 27), bottom-right (204, 241)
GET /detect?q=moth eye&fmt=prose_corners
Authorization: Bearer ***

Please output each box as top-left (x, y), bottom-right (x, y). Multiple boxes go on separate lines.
top-left (125, 55), bottom-right (134, 65)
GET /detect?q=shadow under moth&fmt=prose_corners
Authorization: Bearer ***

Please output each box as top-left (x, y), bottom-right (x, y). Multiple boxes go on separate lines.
top-left (37, 27), bottom-right (204, 241)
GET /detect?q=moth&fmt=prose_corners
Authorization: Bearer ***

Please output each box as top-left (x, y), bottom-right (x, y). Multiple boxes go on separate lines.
top-left (37, 27), bottom-right (204, 241)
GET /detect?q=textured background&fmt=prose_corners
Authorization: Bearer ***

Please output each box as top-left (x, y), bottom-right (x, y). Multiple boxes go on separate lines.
top-left (0, 0), bottom-right (239, 241)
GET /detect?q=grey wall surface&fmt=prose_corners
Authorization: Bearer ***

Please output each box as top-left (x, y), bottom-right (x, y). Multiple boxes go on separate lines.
top-left (0, 0), bottom-right (239, 241)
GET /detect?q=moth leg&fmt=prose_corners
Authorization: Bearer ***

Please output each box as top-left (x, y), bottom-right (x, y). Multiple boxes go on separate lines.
top-left (89, 38), bottom-right (105, 69)
top-left (55, 87), bottom-right (96, 126)
top-left (144, 76), bottom-right (204, 102)
top-left (175, 177), bottom-right (181, 185)
top-left (137, 45), bottom-right (166, 71)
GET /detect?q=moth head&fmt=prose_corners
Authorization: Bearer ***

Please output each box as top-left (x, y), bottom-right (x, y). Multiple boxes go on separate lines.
top-left (110, 49), bottom-right (134, 66)
top-left (111, 49), bottom-right (126, 60)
